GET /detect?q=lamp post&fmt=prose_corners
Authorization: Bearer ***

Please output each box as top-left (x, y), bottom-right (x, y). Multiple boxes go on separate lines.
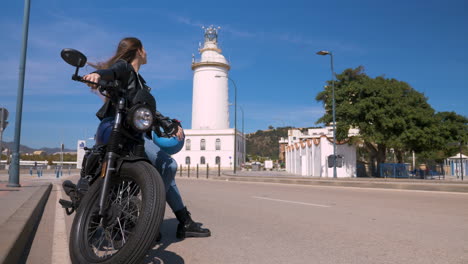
top-left (459, 140), bottom-right (464, 181)
top-left (239, 105), bottom-right (245, 164)
top-left (317, 50), bottom-right (337, 178)
top-left (215, 75), bottom-right (238, 174)
top-left (8, 0), bottom-right (32, 187)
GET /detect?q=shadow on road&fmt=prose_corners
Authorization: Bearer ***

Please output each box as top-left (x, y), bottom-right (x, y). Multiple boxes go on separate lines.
top-left (143, 218), bottom-right (185, 264)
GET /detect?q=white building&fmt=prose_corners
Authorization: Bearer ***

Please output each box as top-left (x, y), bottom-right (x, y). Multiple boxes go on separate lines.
top-left (445, 153), bottom-right (468, 177)
top-left (172, 26), bottom-right (245, 169)
top-left (282, 126), bottom-right (359, 177)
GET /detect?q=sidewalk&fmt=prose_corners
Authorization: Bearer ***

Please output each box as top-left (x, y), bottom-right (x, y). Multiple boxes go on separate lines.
top-left (0, 172), bottom-right (76, 264)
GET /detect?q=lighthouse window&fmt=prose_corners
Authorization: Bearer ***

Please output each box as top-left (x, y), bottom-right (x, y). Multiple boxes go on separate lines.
top-left (216, 138), bottom-right (221, 150)
top-left (201, 139), bottom-right (206, 150)
top-left (200, 156), bottom-right (206, 165)
top-left (186, 139), bottom-right (191, 150)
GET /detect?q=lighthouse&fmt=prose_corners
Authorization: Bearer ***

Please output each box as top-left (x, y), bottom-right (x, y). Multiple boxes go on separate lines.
top-left (191, 26), bottom-right (230, 130)
top-left (172, 26), bottom-right (245, 170)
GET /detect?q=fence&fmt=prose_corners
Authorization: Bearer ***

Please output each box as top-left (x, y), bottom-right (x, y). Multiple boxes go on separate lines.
top-left (380, 163), bottom-right (445, 179)
top-left (380, 163), bottom-right (410, 178)
top-left (178, 163), bottom-right (222, 178)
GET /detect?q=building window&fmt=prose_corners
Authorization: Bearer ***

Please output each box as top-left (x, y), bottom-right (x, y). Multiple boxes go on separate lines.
top-left (215, 156), bottom-right (221, 165)
top-left (186, 139), bottom-right (191, 150)
top-left (216, 138), bottom-right (221, 150)
top-left (200, 139), bottom-right (206, 150)
top-left (185, 156), bottom-right (191, 165)
top-left (201, 156), bottom-right (206, 165)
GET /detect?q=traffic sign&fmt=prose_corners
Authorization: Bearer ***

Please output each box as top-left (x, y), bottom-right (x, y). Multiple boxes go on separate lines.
top-left (0, 108), bottom-right (8, 131)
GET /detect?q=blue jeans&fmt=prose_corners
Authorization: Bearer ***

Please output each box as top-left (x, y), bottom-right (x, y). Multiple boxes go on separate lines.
top-left (144, 136), bottom-right (185, 212)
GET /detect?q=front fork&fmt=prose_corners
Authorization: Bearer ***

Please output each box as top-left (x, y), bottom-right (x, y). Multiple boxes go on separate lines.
top-left (98, 98), bottom-right (125, 217)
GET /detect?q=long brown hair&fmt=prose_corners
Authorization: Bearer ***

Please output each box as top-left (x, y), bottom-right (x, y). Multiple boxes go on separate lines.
top-left (89, 37), bottom-right (143, 69)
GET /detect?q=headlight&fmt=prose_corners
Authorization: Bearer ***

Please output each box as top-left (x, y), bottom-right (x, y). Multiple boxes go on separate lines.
top-left (129, 106), bottom-right (153, 132)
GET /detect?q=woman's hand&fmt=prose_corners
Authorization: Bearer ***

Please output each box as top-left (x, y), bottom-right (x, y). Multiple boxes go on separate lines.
top-left (176, 126), bottom-right (184, 140)
top-left (82, 73), bottom-right (101, 89)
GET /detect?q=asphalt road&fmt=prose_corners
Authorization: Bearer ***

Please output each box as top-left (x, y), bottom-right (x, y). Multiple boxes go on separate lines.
top-left (27, 175), bottom-right (468, 264)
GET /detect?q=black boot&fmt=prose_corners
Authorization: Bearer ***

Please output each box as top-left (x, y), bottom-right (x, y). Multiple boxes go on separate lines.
top-left (62, 180), bottom-right (82, 206)
top-left (174, 207), bottom-right (211, 239)
top-left (62, 180), bottom-right (78, 197)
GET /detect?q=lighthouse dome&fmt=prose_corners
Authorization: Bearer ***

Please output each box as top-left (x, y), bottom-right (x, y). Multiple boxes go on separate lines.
top-left (201, 49), bottom-right (228, 64)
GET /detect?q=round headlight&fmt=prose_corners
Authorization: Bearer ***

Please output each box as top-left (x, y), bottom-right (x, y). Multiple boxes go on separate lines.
top-left (132, 107), bottom-right (153, 131)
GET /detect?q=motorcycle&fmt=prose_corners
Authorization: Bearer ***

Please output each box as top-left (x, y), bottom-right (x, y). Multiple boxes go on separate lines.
top-left (58, 48), bottom-right (170, 264)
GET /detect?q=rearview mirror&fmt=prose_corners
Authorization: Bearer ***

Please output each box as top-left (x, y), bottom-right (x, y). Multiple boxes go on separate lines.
top-left (61, 48), bottom-right (87, 68)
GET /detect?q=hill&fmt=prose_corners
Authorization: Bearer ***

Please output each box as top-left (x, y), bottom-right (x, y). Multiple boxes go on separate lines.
top-left (246, 126), bottom-right (325, 160)
top-left (246, 126), bottom-right (292, 160)
top-left (1, 141), bottom-right (75, 154)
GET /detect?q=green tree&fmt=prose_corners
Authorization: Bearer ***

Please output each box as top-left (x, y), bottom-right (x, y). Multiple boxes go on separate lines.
top-left (316, 67), bottom-right (438, 175)
top-left (419, 112), bottom-right (468, 162)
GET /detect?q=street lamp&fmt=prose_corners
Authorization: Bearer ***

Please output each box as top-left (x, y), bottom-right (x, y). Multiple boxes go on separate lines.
top-left (317, 50), bottom-right (337, 178)
top-left (8, 0), bottom-right (32, 187)
top-left (239, 105), bottom-right (245, 164)
top-left (215, 75), bottom-right (238, 174)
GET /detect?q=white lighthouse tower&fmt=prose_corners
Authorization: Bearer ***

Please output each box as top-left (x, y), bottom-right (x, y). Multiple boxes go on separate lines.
top-left (172, 26), bottom-right (245, 170)
top-left (191, 26), bottom-right (230, 130)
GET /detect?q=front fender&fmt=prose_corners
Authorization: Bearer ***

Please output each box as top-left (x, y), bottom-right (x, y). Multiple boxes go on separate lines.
top-left (116, 156), bottom-right (152, 173)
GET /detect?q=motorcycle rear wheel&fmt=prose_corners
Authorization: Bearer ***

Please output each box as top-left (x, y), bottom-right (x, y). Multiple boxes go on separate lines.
top-left (69, 161), bottom-right (165, 264)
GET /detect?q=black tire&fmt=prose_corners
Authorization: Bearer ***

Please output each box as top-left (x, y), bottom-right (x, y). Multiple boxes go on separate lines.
top-left (69, 161), bottom-right (165, 264)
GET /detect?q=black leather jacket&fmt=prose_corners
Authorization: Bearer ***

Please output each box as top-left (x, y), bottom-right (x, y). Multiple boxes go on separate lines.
top-left (94, 60), bottom-right (171, 124)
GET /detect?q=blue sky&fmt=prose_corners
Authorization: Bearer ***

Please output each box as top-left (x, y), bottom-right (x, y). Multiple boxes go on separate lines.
top-left (1, 0), bottom-right (467, 149)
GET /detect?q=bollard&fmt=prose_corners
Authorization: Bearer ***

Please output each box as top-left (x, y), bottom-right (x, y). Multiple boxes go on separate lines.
top-left (207, 164), bottom-right (209, 179)
top-left (218, 163), bottom-right (220, 176)
top-left (188, 165), bottom-right (190, 178)
top-left (196, 164), bottom-right (199, 178)
top-left (180, 164), bottom-right (182, 177)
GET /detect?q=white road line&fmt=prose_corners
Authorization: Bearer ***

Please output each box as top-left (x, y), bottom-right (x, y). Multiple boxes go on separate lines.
top-left (252, 196), bottom-right (331, 207)
top-left (203, 178), bottom-right (468, 196)
top-left (52, 184), bottom-right (71, 264)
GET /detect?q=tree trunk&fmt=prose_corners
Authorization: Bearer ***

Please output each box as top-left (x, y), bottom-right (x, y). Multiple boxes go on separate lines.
top-left (376, 144), bottom-right (387, 177)
top-left (365, 142), bottom-right (378, 177)
top-left (395, 150), bottom-right (404, 163)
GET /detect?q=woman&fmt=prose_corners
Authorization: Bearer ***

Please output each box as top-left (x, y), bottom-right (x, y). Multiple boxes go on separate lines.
top-left (82, 37), bottom-right (210, 240)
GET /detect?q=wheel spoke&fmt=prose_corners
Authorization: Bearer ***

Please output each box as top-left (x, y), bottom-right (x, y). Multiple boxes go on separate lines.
top-left (116, 217), bottom-right (127, 243)
top-left (83, 177), bottom-right (145, 260)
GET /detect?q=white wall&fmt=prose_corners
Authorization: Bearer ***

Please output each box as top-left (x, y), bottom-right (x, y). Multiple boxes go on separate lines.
top-left (283, 128), bottom-right (357, 178)
top-left (192, 66), bottom-right (229, 130)
top-left (172, 129), bottom-right (245, 169)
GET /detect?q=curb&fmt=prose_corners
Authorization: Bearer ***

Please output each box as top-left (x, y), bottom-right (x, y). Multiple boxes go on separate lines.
top-left (0, 183), bottom-right (53, 264)
top-left (208, 175), bottom-right (468, 193)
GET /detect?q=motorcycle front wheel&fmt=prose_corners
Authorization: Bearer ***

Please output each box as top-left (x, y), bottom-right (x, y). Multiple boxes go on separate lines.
top-left (69, 161), bottom-right (165, 264)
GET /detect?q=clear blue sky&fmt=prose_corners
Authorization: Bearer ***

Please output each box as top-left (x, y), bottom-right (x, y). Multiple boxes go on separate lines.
top-left (1, 0), bottom-right (467, 149)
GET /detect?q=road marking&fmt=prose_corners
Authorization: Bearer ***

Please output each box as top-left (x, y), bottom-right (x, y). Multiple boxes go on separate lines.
top-left (253, 196), bottom-right (331, 207)
top-left (52, 184), bottom-right (71, 264)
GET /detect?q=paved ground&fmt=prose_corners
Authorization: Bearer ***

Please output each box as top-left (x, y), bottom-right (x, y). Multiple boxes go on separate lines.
top-left (25, 175), bottom-right (468, 264)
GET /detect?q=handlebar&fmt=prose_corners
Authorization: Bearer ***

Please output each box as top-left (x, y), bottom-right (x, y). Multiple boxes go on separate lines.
top-left (71, 74), bottom-right (120, 89)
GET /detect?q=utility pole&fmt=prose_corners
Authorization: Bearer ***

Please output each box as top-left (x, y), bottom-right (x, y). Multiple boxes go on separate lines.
top-left (8, 0), bottom-right (32, 187)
